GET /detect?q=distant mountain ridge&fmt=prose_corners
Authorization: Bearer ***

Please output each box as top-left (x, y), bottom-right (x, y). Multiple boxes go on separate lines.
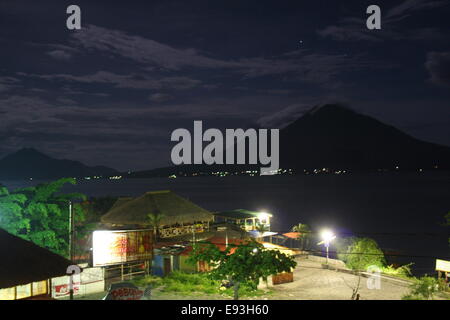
top-left (0, 148), bottom-right (117, 180)
top-left (279, 104), bottom-right (450, 170)
top-left (130, 104), bottom-right (450, 177)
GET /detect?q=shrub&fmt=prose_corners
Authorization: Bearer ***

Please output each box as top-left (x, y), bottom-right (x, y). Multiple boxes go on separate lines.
top-left (402, 276), bottom-right (446, 300)
top-left (133, 271), bottom-right (267, 298)
top-left (381, 263), bottom-right (413, 279)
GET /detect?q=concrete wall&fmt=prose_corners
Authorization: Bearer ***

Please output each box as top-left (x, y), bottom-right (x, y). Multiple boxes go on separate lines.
top-left (305, 255), bottom-right (347, 269)
top-left (52, 266), bottom-right (105, 299)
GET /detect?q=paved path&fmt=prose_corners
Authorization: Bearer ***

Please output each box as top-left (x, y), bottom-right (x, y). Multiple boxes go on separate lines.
top-left (266, 257), bottom-right (410, 300)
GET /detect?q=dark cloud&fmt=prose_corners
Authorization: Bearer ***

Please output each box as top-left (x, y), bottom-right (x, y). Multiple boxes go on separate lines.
top-left (386, 0), bottom-right (448, 19)
top-left (148, 93), bottom-right (173, 103)
top-left (46, 50), bottom-right (72, 61)
top-left (0, 76), bottom-right (21, 92)
top-left (256, 104), bottom-right (311, 128)
top-left (67, 25), bottom-right (367, 86)
top-left (19, 71), bottom-right (202, 91)
top-left (71, 25), bottom-right (235, 70)
top-left (425, 51), bottom-right (450, 87)
top-left (317, 24), bottom-right (381, 42)
top-left (317, 0), bottom-right (449, 42)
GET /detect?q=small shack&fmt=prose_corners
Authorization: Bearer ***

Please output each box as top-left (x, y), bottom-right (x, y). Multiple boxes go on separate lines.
top-left (0, 228), bottom-right (74, 300)
top-left (213, 209), bottom-right (272, 231)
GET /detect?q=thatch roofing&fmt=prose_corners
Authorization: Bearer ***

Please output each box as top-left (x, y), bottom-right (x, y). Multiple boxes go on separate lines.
top-left (101, 190), bottom-right (213, 226)
top-left (109, 197), bottom-right (133, 211)
top-left (0, 229), bottom-right (73, 289)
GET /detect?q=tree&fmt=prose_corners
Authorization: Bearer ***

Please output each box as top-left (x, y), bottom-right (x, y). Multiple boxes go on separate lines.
top-left (255, 223), bottom-right (268, 241)
top-left (337, 237), bottom-right (386, 271)
top-left (291, 223), bottom-right (311, 250)
top-left (75, 196), bottom-right (119, 257)
top-left (147, 212), bottom-right (165, 242)
top-left (188, 240), bottom-right (297, 300)
top-left (402, 276), bottom-right (446, 300)
top-left (0, 178), bottom-right (86, 257)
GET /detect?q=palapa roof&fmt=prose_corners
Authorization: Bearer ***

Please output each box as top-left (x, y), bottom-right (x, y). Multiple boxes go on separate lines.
top-left (109, 197), bottom-right (133, 211)
top-left (0, 229), bottom-right (73, 289)
top-left (101, 190), bottom-right (213, 226)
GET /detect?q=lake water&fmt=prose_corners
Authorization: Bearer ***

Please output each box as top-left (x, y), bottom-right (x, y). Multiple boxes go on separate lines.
top-left (3, 172), bottom-right (450, 275)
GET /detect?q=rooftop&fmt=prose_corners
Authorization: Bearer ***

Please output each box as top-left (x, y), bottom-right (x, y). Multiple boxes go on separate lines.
top-left (101, 190), bottom-right (214, 226)
top-left (0, 228), bottom-right (74, 289)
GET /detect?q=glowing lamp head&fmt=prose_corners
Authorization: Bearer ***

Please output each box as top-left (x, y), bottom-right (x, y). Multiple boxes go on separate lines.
top-left (258, 212), bottom-right (269, 223)
top-left (321, 229), bottom-right (335, 243)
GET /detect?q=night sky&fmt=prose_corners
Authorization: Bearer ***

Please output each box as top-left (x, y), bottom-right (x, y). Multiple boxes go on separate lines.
top-left (0, 0), bottom-right (449, 171)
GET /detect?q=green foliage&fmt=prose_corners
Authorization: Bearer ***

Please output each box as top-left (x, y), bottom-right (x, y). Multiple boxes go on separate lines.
top-left (291, 223), bottom-right (311, 250)
top-left (80, 196), bottom-right (117, 224)
top-left (336, 237), bottom-right (386, 271)
top-left (402, 276), bottom-right (447, 300)
top-left (0, 178), bottom-right (86, 257)
top-left (187, 240), bottom-right (296, 299)
top-left (160, 271), bottom-right (220, 294)
top-left (132, 274), bottom-right (164, 288)
top-left (147, 212), bottom-right (165, 240)
top-left (381, 263), bottom-right (413, 279)
top-left (132, 272), bottom-right (267, 298)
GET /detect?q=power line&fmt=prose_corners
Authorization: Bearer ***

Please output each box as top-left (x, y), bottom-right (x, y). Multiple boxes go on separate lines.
top-left (187, 240), bottom-right (450, 260)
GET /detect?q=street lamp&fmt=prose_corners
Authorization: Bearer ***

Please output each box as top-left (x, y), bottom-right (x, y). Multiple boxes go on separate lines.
top-left (318, 229), bottom-right (336, 265)
top-left (258, 212), bottom-right (269, 225)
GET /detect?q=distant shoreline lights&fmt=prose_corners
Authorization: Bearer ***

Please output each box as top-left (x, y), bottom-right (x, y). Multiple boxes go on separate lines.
top-left (170, 121), bottom-right (279, 175)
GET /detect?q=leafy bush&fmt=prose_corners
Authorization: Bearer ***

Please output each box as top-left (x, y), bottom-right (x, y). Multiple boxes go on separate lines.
top-left (132, 272), bottom-right (267, 298)
top-left (402, 276), bottom-right (447, 300)
top-left (337, 237), bottom-right (386, 271)
top-left (188, 239), bottom-right (295, 299)
top-left (132, 275), bottom-right (163, 288)
top-left (381, 263), bottom-right (413, 279)
top-left (160, 271), bottom-right (219, 294)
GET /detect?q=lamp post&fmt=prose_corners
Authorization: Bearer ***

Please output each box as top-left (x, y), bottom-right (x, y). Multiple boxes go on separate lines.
top-left (68, 200), bottom-right (74, 300)
top-left (258, 212), bottom-right (271, 242)
top-left (318, 230), bottom-right (336, 265)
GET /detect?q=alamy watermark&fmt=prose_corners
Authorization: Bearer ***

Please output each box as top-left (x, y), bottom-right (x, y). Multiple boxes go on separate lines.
top-left (170, 121), bottom-right (279, 175)
top-left (366, 265), bottom-right (382, 290)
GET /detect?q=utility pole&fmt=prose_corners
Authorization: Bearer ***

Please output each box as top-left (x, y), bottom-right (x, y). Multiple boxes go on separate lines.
top-left (68, 200), bottom-right (74, 300)
top-left (69, 200), bottom-right (74, 261)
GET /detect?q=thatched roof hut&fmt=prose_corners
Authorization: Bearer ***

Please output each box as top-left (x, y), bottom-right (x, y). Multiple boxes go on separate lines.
top-left (101, 190), bottom-right (213, 227)
top-left (0, 229), bottom-right (73, 289)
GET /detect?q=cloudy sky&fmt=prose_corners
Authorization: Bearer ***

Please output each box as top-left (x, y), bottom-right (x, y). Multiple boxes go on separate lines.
top-left (0, 0), bottom-right (449, 171)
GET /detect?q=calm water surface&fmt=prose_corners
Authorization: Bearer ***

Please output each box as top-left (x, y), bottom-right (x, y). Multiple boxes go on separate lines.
top-left (4, 172), bottom-right (450, 275)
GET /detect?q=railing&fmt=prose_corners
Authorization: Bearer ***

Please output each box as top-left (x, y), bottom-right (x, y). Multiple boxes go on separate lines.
top-left (159, 224), bottom-right (206, 238)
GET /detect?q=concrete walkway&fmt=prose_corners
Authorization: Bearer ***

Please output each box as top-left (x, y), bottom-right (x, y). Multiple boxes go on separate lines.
top-left (267, 256), bottom-right (410, 300)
